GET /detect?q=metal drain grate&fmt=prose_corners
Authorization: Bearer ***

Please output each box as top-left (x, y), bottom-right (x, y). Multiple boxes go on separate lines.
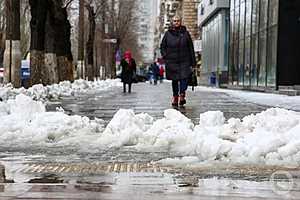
top-left (17, 163), bottom-right (171, 174)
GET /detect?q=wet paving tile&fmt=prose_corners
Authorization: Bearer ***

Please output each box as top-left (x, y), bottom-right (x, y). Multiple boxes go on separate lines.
top-left (46, 82), bottom-right (269, 124)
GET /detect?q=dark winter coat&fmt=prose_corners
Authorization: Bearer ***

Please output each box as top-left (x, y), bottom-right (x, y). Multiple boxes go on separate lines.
top-left (150, 63), bottom-right (160, 77)
top-left (160, 26), bottom-right (196, 80)
top-left (121, 58), bottom-right (136, 84)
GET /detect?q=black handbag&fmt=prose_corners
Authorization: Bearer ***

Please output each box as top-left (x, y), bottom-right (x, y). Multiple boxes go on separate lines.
top-left (188, 70), bottom-right (197, 91)
top-left (132, 71), bottom-right (138, 83)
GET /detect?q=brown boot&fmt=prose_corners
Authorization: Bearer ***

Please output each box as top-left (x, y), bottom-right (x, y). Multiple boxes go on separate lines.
top-left (179, 93), bottom-right (186, 106)
top-left (172, 96), bottom-right (179, 107)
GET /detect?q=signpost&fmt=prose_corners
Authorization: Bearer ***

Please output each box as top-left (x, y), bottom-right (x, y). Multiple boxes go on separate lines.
top-left (21, 60), bottom-right (30, 80)
top-left (193, 40), bottom-right (202, 52)
top-left (102, 38), bottom-right (117, 43)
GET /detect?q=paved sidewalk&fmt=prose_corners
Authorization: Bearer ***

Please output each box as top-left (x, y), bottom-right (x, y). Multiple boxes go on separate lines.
top-left (2, 82), bottom-right (289, 199)
top-left (47, 82), bottom-right (268, 124)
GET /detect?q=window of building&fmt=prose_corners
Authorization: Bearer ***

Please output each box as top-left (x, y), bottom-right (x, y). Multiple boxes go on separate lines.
top-left (252, 0), bottom-right (259, 34)
top-left (244, 37), bottom-right (251, 86)
top-left (202, 11), bottom-right (228, 78)
top-left (259, 0), bottom-right (268, 30)
top-left (233, 40), bottom-right (239, 84)
top-left (235, 0), bottom-right (240, 8)
top-left (229, 0), bottom-right (279, 88)
top-left (238, 39), bottom-right (245, 85)
top-left (231, 0), bottom-right (235, 8)
top-left (266, 20), bottom-right (278, 86)
top-left (251, 33), bottom-right (259, 86)
top-left (245, 0), bottom-right (252, 37)
top-left (268, 0), bottom-right (279, 26)
top-left (258, 30), bottom-right (267, 86)
top-left (239, 0), bottom-right (246, 39)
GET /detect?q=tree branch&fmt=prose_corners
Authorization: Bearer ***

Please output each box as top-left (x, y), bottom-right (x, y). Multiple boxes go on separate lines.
top-left (64, 0), bottom-right (74, 8)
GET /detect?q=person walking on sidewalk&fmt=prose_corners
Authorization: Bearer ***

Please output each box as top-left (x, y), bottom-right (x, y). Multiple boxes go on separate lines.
top-left (121, 50), bottom-right (136, 93)
top-left (150, 61), bottom-right (159, 85)
top-left (159, 64), bottom-right (165, 83)
top-left (160, 15), bottom-right (196, 107)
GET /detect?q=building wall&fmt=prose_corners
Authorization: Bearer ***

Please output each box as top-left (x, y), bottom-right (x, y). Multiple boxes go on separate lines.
top-left (229, 0), bottom-right (279, 88)
top-left (157, 0), bottom-right (183, 59)
top-left (160, 0), bottom-right (183, 32)
top-left (137, 0), bottom-right (159, 63)
top-left (277, 0), bottom-right (300, 86)
top-left (202, 9), bottom-right (229, 85)
top-left (198, 0), bottom-right (230, 26)
top-left (182, 0), bottom-right (199, 40)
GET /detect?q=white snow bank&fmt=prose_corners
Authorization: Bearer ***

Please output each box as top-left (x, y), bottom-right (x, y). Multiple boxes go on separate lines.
top-left (194, 86), bottom-right (300, 111)
top-left (1, 94), bottom-right (300, 166)
top-left (0, 79), bottom-right (122, 101)
top-left (0, 94), bottom-right (105, 150)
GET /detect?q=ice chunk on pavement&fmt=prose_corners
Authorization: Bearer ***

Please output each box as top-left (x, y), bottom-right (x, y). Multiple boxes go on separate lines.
top-left (199, 111), bottom-right (225, 127)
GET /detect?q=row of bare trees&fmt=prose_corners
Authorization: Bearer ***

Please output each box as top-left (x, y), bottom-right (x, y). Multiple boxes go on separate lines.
top-left (0, 0), bottom-right (30, 64)
top-left (0, 0), bottom-right (141, 88)
top-left (79, 0), bottom-right (142, 80)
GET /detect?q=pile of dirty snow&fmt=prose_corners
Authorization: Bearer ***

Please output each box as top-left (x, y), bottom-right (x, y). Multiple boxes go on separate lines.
top-left (0, 79), bottom-right (122, 102)
top-left (0, 94), bottom-right (300, 166)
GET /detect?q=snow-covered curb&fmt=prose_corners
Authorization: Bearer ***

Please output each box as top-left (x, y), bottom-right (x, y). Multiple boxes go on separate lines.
top-left (194, 86), bottom-right (300, 111)
top-left (1, 94), bottom-right (300, 166)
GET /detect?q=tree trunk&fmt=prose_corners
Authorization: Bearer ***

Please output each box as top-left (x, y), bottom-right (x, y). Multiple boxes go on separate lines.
top-left (3, 0), bottom-right (21, 87)
top-left (52, 3), bottom-right (73, 82)
top-left (86, 4), bottom-right (95, 81)
top-left (77, 0), bottom-right (84, 79)
top-left (29, 0), bottom-right (48, 85)
top-left (44, 2), bottom-right (58, 84)
top-left (29, 0), bottom-right (73, 85)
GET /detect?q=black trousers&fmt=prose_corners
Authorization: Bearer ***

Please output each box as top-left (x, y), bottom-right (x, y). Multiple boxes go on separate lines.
top-left (123, 83), bottom-right (132, 93)
top-left (172, 79), bottom-right (188, 96)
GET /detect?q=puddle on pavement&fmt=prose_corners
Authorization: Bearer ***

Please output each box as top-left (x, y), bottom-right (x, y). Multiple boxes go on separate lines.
top-left (28, 174), bottom-right (64, 184)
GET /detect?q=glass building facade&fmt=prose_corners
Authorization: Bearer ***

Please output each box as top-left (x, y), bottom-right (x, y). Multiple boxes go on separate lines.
top-left (202, 9), bottom-right (229, 84)
top-left (229, 0), bottom-right (279, 88)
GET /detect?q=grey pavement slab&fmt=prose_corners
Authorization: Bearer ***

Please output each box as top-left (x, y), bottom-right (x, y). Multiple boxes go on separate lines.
top-left (0, 175), bottom-right (299, 200)
top-left (46, 82), bottom-right (268, 124)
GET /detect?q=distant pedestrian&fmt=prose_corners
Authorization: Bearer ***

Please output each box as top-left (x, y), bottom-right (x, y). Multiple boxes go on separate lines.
top-left (159, 64), bottom-right (165, 83)
top-left (121, 50), bottom-right (136, 93)
top-left (147, 65), bottom-right (154, 84)
top-left (160, 15), bottom-right (196, 107)
top-left (150, 62), bottom-right (159, 85)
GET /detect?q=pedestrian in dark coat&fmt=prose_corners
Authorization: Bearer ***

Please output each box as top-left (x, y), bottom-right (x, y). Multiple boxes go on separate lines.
top-left (160, 15), bottom-right (196, 107)
top-left (121, 50), bottom-right (136, 93)
top-left (150, 62), bottom-right (159, 85)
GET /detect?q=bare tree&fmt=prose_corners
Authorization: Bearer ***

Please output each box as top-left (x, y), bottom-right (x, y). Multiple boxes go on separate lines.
top-left (20, 0), bottom-right (30, 58)
top-left (77, 0), bottom-right (84, 78)
top-left (3, 0), bottom-right (21, 87)
top-left (84, 0), bottom-right (140, 79)
top-left (85, 2), bottom-right (96, 80)
top-left (29, 0), bottom-right (74, 86)
top-left (0, 0), bottom-right (6, 67)
top-left (114, 0), bottom-right (142, 63)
